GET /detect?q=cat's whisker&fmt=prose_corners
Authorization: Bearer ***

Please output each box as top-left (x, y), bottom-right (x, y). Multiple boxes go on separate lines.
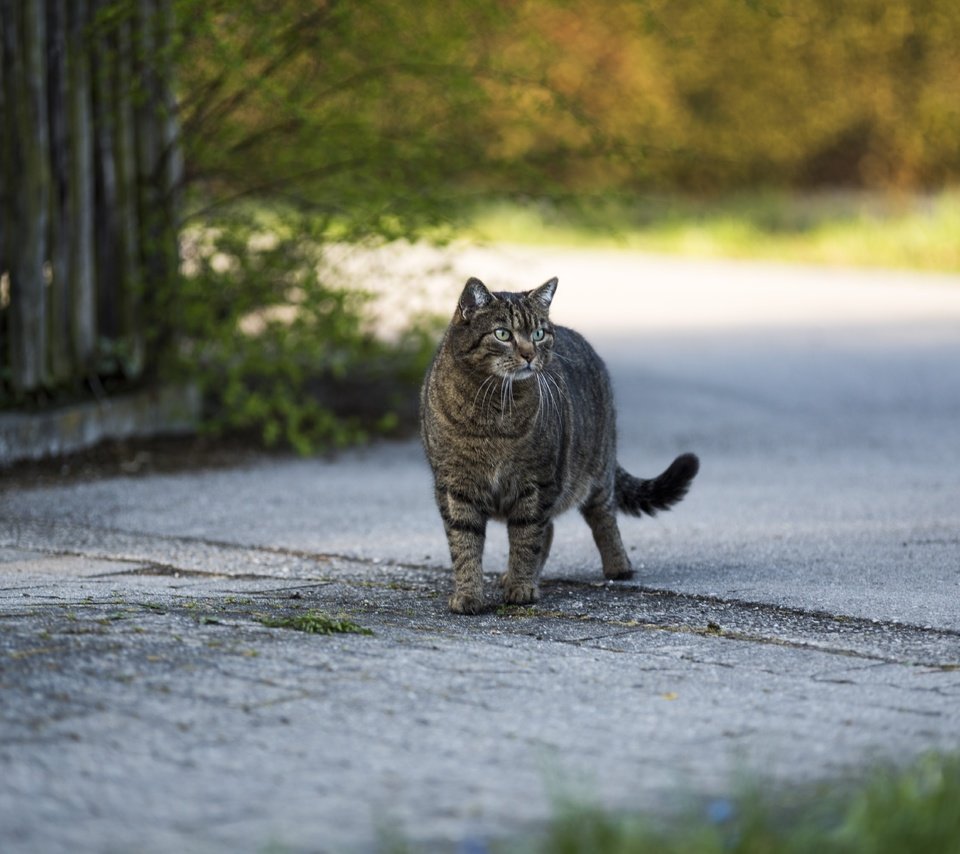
top-left (482, 373), bottom-right (499, 416)
top-left (543, 369), bottom-right (564, 397)
top-left (535, 372), bottom-right (547, 427)
top-left (536, 372), bottom-right (550, 429)
top-left (471, 375), bottom-right (497, 415)
top-left (477, 371), bottom-right (500, 418)
top-left (543, 372), bottom-right (565, 426)
top-left (533, 373), bottom-right (543, 427)
top-left (485, 378), bottom-right (499, 417)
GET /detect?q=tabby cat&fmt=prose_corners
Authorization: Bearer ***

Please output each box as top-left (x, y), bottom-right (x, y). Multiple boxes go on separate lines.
top-left (419, 277), bottom-right (699, 614)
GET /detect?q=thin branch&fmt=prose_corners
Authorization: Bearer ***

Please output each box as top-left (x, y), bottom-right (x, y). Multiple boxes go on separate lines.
top-left (181, 156), bottom-right (374, 222)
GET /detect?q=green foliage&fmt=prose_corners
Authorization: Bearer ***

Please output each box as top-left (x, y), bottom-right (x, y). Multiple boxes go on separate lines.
top-left (529, 752), bottom-right (960, 854)
top-left (174, 0), bottom-right (532, 232)
top-left (468, 191), bottom-right (960, 272)
top-left (175, 0), bottom-right (960, 199)
top-left (259, 609), bottom-right (373, 636)
top-left (837, 753), bottom-right (960, 854)
top-left (177, 208), bottom-right (435, 454)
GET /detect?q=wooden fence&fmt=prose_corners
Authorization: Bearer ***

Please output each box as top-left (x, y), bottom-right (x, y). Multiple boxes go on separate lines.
top-left (0, 0), bottom-right (181, 400)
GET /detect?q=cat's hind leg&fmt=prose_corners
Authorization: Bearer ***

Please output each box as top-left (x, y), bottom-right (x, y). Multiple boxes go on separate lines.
top-left (581, 492), bottom-right (634, 580)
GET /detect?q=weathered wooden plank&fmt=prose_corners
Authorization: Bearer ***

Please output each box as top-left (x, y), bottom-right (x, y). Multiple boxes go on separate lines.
top-left (2, 0), bottom-right (179, 399)
top-left (46, 0), bottom-right (73, 383)
top-left (112, 6), bottom-right (145, 377)
top-left (0, 2), bottom-right (8, 366)
top-left (133, 0), bottom-right (181, 371)
top-left (133, 0), bottom-right (161, 367)
top-left (91, 0), bottom-right (121, 343)
top-left (66, 0), bottom-right (96, 372)
top-left (5, 0), bottom-right (51, 393)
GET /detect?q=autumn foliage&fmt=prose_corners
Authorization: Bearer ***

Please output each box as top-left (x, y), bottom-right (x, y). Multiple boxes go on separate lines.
top-left (178, 0), bottom-right (960, 206)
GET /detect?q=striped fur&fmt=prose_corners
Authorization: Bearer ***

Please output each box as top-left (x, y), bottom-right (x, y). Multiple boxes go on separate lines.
top-left (419, 277), bottom-right (699, 614)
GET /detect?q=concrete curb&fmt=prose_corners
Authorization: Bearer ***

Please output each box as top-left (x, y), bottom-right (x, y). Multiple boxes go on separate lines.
top-left (0, 383), bottom-right (201, 466)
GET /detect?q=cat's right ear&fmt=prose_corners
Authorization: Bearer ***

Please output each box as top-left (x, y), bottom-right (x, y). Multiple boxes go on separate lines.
top-left (530, 277), bottom-right (558, 311)
top-left (457, 277), bottom-right (494, 323)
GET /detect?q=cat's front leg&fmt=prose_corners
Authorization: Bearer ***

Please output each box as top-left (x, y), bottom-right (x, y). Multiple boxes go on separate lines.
top-left (438, 488), bottom-right (488, 614)
top-left (502, 517), bottom-right (552, 605)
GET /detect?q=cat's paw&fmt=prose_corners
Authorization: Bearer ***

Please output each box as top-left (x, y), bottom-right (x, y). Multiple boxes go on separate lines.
top-left (601, 554), bottom-right (635, 580)
top-left (502, 582), bottom-right (539, 605)
top-left (449, 591), bottom-right (485, 615)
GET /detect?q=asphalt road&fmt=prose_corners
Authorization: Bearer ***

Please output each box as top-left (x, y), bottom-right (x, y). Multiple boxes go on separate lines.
top-left (2, 247), bottom-right (959, 853)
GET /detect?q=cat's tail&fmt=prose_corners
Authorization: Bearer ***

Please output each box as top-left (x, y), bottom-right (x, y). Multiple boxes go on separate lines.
top-left (615, 453), bottom-right (700, 517)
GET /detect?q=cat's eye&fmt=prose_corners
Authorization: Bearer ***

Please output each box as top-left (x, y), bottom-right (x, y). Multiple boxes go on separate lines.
top-left (493, 328), bottom-right (511, 341)
top-left (532, 328), bottom-right (546, 342)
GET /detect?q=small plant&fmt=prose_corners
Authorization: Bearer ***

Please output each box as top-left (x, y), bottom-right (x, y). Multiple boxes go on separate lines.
top-left (176, 208), bottom-right (437, 454)
top-left (258, 610), bottom-right (373, 636)
top-left (533, 752), bottom-right (960, 854)
top-left (496, 604), bottom-right (539, 618)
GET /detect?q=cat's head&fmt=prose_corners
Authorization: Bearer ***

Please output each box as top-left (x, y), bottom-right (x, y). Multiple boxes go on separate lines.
top-left (448, 277), bottom-right (557, 380)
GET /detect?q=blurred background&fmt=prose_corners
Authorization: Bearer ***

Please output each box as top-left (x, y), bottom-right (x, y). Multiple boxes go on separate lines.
top-left (2, 0), bottom-right (959, 456)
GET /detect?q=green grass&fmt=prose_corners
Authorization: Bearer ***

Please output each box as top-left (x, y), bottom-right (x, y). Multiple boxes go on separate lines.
top-left (528, 752), bottom-right (960, 854)
top-left (466, 191), bottom-right (960, 273)
top-left (258, 610), bottom-right (373, 636)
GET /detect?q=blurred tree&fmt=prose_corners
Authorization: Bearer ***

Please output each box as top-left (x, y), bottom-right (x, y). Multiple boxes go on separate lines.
top-left (175, 0), bottom-right (580, 233)
top-left (5, 0), bottom-right (958, 426)
top-left (508, 0), bottom-right (960, 191)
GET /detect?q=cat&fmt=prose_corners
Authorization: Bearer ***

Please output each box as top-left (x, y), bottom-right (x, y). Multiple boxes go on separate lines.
top-left (419, 277), bottom-right (699, 614)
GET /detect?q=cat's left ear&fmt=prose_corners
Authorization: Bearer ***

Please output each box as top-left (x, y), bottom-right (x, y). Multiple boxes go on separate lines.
top-left (457, 277), bottom-right (495, 323)
top-left (530, 277), bottom-right (558, 311)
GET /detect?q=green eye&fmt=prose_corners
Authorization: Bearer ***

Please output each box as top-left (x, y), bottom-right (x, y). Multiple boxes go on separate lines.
top-left (493, 328), bottom-right (511, 341)
top-left (532, 327), bottom-right (546, 342)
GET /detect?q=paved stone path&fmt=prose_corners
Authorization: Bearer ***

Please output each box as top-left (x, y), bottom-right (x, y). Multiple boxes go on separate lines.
top-left (2, 247), bottom-right (959, 852)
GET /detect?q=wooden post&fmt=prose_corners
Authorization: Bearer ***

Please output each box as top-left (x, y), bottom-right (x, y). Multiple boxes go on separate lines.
top-left (133, 0), bottom-right (181, 374)
top-left (134, 0), bottom-right (161, 367)
top-left (66, 0), bottom-right (96, 373)
top-left (0, 2), bottom-right (8, 367)
top-left (0, 0), bottom-right (179, 400)
top-left (46, 0), bottom-right (73, 383)
top-left (91, 0), bottom-right (121, 344)
top-left (112, 6), bottom-right (145, 377)
top-left (3, 0), bottom-right (51, 393)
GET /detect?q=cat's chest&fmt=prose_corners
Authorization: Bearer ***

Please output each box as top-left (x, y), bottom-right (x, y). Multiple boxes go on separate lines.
top-left (482, 461), bottom-right (521, 516)
top-left (437, 436), bottom-right (537, 515)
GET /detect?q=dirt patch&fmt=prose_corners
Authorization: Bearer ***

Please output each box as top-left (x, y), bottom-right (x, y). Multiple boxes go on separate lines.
top-left (0, 434), bottom-right (284, 491)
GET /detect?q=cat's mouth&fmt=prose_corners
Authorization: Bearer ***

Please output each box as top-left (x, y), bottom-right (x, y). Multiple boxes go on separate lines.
top-left (511, 366), bottom-right (537, 380)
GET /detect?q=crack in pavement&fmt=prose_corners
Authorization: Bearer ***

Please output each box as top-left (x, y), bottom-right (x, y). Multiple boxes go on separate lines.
top-left (2, 539), bottom-right (959, 854)
top-left (3, 520), bottom-right (960, 670)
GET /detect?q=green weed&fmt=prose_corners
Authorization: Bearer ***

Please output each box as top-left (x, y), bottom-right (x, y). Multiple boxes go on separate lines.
top-left (496, 605), bottom-right (540, 618)
top-left (258, 610), bottom-right (373, 636)
top-left (530, 752), bottom-right (960, 854)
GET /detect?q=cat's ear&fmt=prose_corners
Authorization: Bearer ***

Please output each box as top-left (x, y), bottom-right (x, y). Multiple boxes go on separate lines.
top-left (530, 277), bottom-right (558, 311)
top-left (457, 277), bottom-right (494, 322)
